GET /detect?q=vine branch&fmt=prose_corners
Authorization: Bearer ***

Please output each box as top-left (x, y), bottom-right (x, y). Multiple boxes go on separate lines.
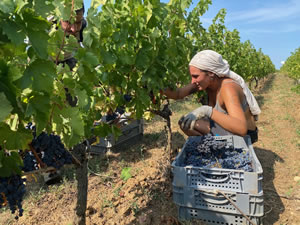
top-left (28, 143), bottom-right (47, 169)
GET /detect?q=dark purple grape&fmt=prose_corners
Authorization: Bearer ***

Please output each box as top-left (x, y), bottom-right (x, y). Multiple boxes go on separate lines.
top-left (22, 132), bottom-right (73, 172)
top-left (0, 175), bottom-right (26, 219)
top-left (183, 135), bottom-right (253, 172)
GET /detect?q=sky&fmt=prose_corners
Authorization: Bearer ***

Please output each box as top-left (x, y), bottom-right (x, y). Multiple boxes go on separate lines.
top-left (83, 0), bottom-right (300, 69)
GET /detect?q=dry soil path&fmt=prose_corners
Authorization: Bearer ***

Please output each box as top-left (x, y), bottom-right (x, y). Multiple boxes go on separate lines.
top-left (253, 73), bottom-right (300, 225)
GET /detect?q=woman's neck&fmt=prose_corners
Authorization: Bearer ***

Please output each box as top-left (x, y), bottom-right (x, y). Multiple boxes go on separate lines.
top-left (207, 76), bottom-right (222, 92)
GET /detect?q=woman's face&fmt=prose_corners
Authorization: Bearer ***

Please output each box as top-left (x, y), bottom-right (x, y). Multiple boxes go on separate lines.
top-left (60, 10), bottom-right (83, 39)
top-left (189, 66), bottom-right (210, 91)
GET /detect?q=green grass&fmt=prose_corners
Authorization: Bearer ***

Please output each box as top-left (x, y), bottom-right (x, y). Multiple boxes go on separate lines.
top-left (130, 199), bottom-right (140, 215)
top-left (291, 84), bottom-right (300, 94)
top-left (285, 186), bottom-right (293, 196)
top-left (283, 114), bottom-right (296, 123)
top-left (101, 195), bottom-right (114, 209)
top-left (113, 185), bottom-right (123, 197)
top-left (296, 128), bottom-right (300, 137)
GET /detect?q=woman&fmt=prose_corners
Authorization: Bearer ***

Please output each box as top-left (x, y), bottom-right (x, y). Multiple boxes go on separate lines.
top-left (164, 50), bottom-right (259, 143)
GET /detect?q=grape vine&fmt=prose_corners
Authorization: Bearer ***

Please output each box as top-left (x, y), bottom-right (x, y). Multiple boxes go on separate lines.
top-left (280, 47), bottom-right (300, 92)
top-left (0, 0), bottom-right (275, 222)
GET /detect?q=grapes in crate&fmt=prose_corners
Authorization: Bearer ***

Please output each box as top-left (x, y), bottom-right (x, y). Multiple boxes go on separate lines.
top-left (183, 134), bottom-right (253, 172)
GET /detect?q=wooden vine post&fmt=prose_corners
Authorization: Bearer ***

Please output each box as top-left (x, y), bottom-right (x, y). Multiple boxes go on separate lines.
top-left (152, 102), bottom-right (173, 162)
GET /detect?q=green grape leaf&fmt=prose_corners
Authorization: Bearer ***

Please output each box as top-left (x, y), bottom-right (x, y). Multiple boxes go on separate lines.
top-left (0, 0), bottom-right (15, 14)
top-left (0, 60), bottom-right (22, 116)
top-left (33, 0), bottom-right (55, 17)
top-left (32, 68), bottom-right (55, 94)
top-left (0, 151), bottom-right (23, 177)
top-left (0, 123), bottom-right (32, 150)
top-left (136, 49), bottom-right (151, 70)
top-left (120, 167), bottom-right (132, 181)
top-left (144, 3), bottom-right (153, 23)
top-left (70, 117), bottom-right (85, 137)
top-left (111, 125), bottom-right (122, 139)
top-left (82, 52), bottom-right (99, 67)
top-left (29, 94), bottom-right (51, 135)
top-left (120, 51), bottom-right (136, 66)
top-left (27, 30), bottom-right (49, 59)
top-left (100, 48), bottom-right (117, 65)
top-left (75, 88), bottom-right (89, 108)
top-left (61, 131), bottom-right (81, 149)
top-left (149, 28), bottom-right (161, 42)
top-left (0, 150), bottom-right (24, 177)
top-left (22, 59), bottom-right (55, 93)
top-left (54, 106), bottom-right (85, 148)
top-left (91, 0), bottom-right (107, 8)
top-left (33, 110), bottom-right (50, 136)
top-left (8, 65), bottom-right (23, 82)
top-left (74, 0), bottom-right (84, 10)
top-left (61, 107), bottom-right (85, 137)
top-left (93, 123), bottom-right (111, 137)
top-left (15, 0), bottom-right (27, 12)
top-left (112, 31), bottom-right (120, 42)
top-left (82, 31), bottom-right (93, 47)
top-left (23, 11), bottom-right (50, 31)
top-left (65, 35), bottom-right (79, 49)
top-left (1, 20), bottom-right (26, 46)
top-left (0, 93), bottom-right (13, 121)
top-left (53, 0), bottom-right (71, 21)
top-left (52, 106), bottom-right (64, 135)
top-left (0, 29), bottom-right (10, 43)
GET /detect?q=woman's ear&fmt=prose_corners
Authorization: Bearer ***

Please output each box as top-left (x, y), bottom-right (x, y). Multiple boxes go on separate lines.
top-left (208, 72), bottom-right (215, 78)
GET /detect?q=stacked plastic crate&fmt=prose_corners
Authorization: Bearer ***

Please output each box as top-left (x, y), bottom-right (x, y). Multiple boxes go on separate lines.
top-left (171, 135), bottom-right (264, 225)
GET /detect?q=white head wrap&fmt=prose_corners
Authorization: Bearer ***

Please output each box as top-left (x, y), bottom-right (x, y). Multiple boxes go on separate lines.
top-left (189, 50), bottom-right (261, 116)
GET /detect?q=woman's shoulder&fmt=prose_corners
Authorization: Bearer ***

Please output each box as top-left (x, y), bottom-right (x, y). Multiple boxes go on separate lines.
top-left (219, 78), bottom-right (244, 100)
top-left (221, 78), bottom-right (239, 85)
top-left (220, 78), bottom-right (242, 91)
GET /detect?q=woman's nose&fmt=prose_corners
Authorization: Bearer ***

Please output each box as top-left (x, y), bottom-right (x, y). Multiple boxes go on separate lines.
top-left (70, 25), bottom-right (77, 33)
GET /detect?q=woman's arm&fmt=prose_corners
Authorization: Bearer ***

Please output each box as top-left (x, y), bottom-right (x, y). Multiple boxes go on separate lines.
top-left (163, 83), bottom-right (198, 100)
top-left (210, 83), bottom-right (248, 136)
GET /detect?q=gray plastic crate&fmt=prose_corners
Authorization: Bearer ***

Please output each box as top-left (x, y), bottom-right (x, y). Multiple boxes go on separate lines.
top-left (171, 135), bottom-right (263, 194)
top-left (178, 206), bottom-right (262, 225)
top-left (90, 119), bottom-right (143, 154)
top-left (173, 186), bottom-right (264, 216)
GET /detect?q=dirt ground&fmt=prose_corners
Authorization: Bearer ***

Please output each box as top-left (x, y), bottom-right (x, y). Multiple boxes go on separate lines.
top-left (0, 73), bottom-right (299, 225)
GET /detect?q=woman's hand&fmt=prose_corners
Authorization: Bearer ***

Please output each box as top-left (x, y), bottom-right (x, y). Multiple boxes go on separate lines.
top-left (178, 106), bottom-right (212, 130)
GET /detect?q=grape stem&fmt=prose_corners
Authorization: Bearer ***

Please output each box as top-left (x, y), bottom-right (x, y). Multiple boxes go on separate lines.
top-left (214, 157), bottom-right (222, 168)
top-left (0, 192), bottom-right (7, 206)
top-left (28, 143), bottom-right (47, 169)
